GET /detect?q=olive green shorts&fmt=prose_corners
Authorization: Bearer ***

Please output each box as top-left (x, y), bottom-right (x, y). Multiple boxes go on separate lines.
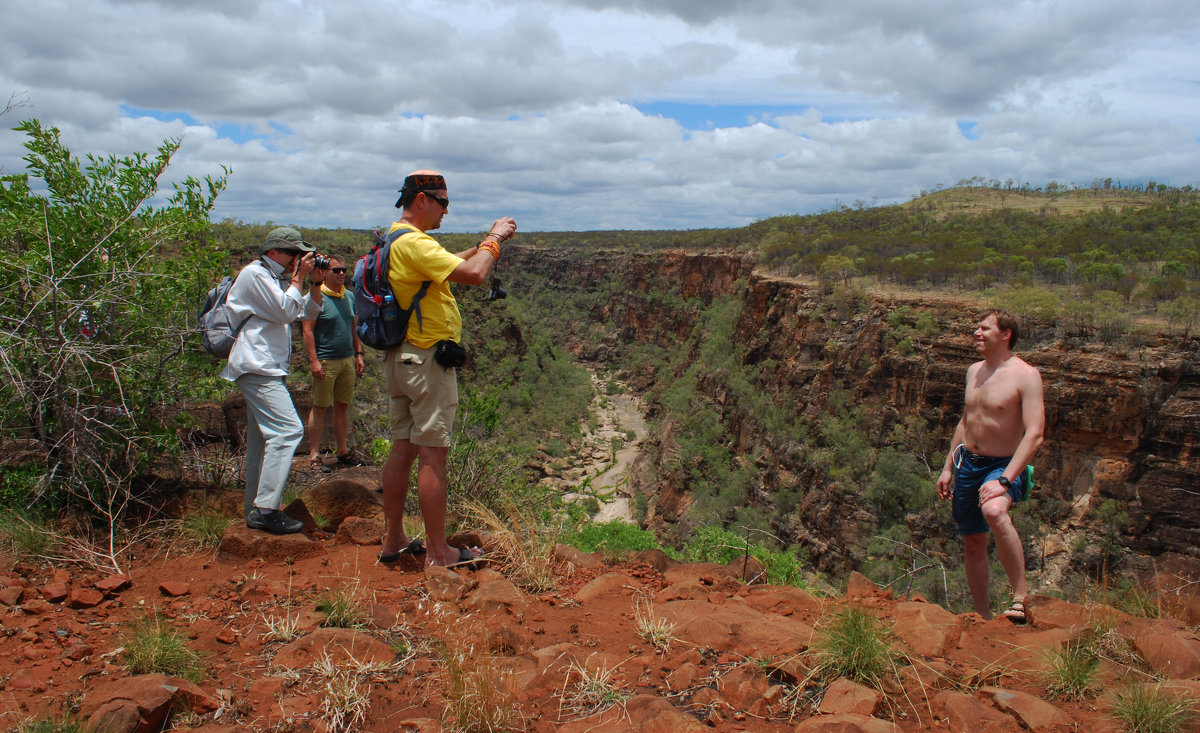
top-left (312, 356), bottom-right (356, 407)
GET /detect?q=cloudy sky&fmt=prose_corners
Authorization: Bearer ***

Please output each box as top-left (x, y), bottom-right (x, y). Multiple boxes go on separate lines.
top-left (3, 0), bottom-right (1199, 233)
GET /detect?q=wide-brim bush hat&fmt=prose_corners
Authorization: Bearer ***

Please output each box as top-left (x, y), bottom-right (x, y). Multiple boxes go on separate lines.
top-left (259, 226), bottom-right (315, 255)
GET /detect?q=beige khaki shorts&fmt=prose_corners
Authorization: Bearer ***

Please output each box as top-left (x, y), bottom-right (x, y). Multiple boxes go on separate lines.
top-left (312, 356), bottom-right (356, 407)
top-left (384, 343), bottom-right (458, 447)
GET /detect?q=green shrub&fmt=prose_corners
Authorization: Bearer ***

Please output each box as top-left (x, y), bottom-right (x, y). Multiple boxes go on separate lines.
top-left (0, 119), bottom-right (228, 571)
top-left (565, 520), bottom-right (661, 555)
top-left (0, 466), bottom-right (64, 519)
top-left (684, 525), bottom-right (807, 587)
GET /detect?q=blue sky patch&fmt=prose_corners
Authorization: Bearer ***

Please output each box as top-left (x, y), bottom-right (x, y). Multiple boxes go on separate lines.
top-left (120, 104), bottom-right (273, 145)
top-left (957, 120), bottom-right (981, 140)
top-left (120, 104), bottom-right (198, 126)
top-left (632, 102), bottom-right (816, 131)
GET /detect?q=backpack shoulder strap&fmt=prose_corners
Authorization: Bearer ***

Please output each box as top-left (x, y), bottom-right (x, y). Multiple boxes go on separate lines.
top-left (382, 224), bottom-right (433, 332)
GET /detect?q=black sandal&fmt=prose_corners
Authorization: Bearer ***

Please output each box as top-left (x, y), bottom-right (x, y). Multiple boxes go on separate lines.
top-left (377, 537), bottom-right (426, 562)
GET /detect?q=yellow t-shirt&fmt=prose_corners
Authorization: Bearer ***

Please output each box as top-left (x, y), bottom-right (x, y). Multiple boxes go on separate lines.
top-left (385, 222), bottom-right (464, 348)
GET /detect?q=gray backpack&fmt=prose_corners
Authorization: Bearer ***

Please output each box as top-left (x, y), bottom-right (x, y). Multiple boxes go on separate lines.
top-left (198, 275), bottom-right (251, 358)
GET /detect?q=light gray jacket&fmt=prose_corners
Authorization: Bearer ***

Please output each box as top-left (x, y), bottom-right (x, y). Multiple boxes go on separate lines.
top-left (220, 257), bottom-right (321, 381)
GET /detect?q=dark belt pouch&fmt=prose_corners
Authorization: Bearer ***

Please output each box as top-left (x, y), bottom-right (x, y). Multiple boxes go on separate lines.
top-left (434, 340), bottom-right (467, 369)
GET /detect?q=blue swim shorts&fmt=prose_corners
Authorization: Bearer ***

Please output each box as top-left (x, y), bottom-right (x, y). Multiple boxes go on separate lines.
top-left (951, 445), bottom-right (1025, 535)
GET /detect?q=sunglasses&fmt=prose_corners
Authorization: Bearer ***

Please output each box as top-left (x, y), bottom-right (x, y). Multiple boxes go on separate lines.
top-left (329, 267), bottom-right (347, 274)
top-left (423, 192), bottom-right (449, 209)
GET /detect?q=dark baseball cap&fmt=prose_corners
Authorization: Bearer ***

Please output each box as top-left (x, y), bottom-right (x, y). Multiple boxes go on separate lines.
top-left (259, 226), bottom-right (315, 255)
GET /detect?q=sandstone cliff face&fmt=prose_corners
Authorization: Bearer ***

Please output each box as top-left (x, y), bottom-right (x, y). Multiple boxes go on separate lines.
top-left (501, 246), bottom-right (1200, 567)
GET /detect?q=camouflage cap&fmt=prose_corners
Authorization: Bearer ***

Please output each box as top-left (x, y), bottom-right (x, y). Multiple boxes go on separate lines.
top-left (259, 226), bottom-right (315, 255)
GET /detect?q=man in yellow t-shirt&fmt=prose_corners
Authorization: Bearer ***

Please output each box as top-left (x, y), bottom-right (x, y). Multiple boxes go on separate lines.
top-left (379, 170), bottom-right (516, 568)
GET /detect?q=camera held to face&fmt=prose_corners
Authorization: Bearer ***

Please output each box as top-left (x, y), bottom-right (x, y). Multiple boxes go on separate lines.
top-left (313, 254), bottom-right (331, 270)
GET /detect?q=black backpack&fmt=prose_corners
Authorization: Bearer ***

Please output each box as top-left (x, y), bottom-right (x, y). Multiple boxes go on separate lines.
top-left (198, 275), bottom-right (251, 358)
top-left (353, 228), bottom-right (431, 351)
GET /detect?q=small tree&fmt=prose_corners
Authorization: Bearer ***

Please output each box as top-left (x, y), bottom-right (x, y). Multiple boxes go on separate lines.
top-left (1161, 295), bottom-right (1200, 338)
top-left (0, 119), bottom-right (228, 570)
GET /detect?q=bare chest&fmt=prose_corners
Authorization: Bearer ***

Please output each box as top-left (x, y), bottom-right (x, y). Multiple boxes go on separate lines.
top-left (966, 368), bottom-right (1022, 417)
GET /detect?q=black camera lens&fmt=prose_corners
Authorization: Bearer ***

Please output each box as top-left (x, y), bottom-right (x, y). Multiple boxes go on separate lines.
top-left (487, 278), bottom-right (507, 301)
top-left (314, 254), bottom-right (331, 270)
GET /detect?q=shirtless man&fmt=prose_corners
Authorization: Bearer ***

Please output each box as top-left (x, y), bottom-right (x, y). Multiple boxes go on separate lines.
top-left (937, 309), bottom-right (1045, 623)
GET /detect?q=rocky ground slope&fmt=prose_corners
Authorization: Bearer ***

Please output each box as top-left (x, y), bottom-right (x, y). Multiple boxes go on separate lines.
top-left (1, 465), bottom-right (1198, 733)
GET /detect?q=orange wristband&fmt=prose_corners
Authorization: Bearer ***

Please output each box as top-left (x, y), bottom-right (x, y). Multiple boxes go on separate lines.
top-left (479, 241), bottom-right (500, 260)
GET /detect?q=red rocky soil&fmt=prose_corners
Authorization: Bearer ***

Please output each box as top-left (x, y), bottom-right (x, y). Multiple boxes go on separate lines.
top-left (1, 466), bottom-right (1198, 732)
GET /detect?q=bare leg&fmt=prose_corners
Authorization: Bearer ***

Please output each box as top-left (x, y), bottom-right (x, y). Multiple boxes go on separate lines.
top-left (332, 401), bottom-right (350, 456)
top-left (963, 532), bottom-right (992, 618)
top-left (416, 445), bottom-right (482, 566)
top-left (982, 496), bottom-right (1028, 601)
top-left (381, 439), bottom-right (418, 555)
top-left (307, 404), bottom-right (329, 461)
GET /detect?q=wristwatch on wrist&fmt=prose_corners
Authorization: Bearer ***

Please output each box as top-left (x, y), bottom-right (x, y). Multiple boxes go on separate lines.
top-left (997, 476), bottom-right (1013, 489)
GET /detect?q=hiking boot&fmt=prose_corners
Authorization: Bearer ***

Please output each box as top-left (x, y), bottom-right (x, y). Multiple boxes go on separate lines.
top-left (246, 508), bottom-right (304, 535)
top-left (335, 449), bottom-right (368, 467)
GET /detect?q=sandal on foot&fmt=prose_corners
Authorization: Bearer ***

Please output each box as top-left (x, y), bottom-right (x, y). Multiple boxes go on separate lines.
top-left (447, 546), bottom-right (486, 571)
top-left (378, 538), bottom-right (426, 562)
top-left (309, 457), bottom-right (331, 474)
top-left (1002, 599), bottom-right (1027, 625)
top-left (401, 537), bottom-right (427, 556)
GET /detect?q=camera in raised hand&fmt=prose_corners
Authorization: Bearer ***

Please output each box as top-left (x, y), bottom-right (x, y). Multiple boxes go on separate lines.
top-left (487, 277), bottom-right (507, 301)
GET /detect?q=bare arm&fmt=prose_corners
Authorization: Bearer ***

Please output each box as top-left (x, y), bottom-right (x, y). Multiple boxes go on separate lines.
top-left (352, 317), bottom-right (364, 376)
top-left (301, 318), bottom-right (325, 381)
top-left (447, 248), bottom-right (498, 286)
top-left (937, 417), bottom-right (966, 500)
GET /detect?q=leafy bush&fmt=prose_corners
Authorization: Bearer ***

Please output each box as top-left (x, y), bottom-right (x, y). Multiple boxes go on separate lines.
top-left (684, 525), bottom-right (807, 587)
top-left (0, 466), bottom-right (64, 519)
top-left (565, 519), bottom-right (662, 555)
top-left (0, 119), bottom-right (227, 572)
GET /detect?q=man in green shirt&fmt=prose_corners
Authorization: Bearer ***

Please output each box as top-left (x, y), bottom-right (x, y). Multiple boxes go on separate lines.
top-left (302, 255), bottom-right (366, 472)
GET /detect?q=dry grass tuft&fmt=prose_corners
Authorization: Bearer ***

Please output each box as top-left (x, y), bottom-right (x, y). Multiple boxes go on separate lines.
top-left (307, 650), bottom-right (395, 733)
top-left (1109, 682), bottom-right (1197, 733)
top-left (428, 604), bottom-right (519, 732)
top-left (633, 596), bottom-right (678, 653)
top-left (557, 655), bottom-right (631, 723)
top-left (461, 500), bottom-right (559, 593)
top-left (260, 612), bottom-right (302, 643)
